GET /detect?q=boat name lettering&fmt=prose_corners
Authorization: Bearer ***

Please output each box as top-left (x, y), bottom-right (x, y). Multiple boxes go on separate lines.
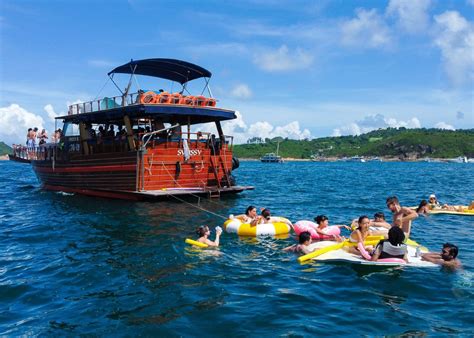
top-left (177, 149), bottom-right (202, 157)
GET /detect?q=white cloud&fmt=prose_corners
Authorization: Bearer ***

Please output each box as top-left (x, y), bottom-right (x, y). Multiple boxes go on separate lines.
top-left (386, 0), bottom-right (432, 34)
top-left (341, 8), bottom-right (392, 48)
top-left (230, 84), bottom-right (252, 99)
top-left (253, 45), bottom-right (313, 72)
top-left (434, 122), bottom-right (455, 130)
top-left (44, 104), bottom-right (59, 120)
top-left (433, 11), bottom-right (474, 86)
top-left (0, 104), bottom-right (44, 145)
top-left (219, 111), bottom-right (311, 144)
top-left (331, 113), bottom-right (421, 136)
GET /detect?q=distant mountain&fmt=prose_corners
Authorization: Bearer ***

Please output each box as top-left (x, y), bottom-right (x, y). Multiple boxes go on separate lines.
top-left (233, 128), bottom-right (474, 159)
top-left (0, 142), bottom-right (12, 155)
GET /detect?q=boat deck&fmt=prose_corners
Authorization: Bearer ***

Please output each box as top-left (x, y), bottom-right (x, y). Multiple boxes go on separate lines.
top-left (130, 185), bottom-right (254, 199)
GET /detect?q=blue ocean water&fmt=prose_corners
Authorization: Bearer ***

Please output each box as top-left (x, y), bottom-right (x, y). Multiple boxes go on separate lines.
top-left (1, 160), bottom-right (473, 336)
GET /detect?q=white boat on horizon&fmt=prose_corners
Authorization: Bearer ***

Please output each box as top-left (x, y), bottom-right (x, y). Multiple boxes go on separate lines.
top-left (260, 141), bottom-right (283, 163)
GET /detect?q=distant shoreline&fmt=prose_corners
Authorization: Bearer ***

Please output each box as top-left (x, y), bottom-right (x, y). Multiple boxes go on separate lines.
top-left (238, 157), bottom-right (471, 163)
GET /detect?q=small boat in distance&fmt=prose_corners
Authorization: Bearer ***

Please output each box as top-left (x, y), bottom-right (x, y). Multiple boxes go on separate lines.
top-left (260, 153), bottom-right (283, 163)
top-left (261, 141), bottom-right (283, 163)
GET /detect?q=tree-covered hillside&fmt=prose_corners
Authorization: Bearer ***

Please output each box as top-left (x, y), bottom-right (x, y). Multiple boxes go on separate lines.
top-left (233, 128), bottom-right (474, 159)
top-left (0, 142), bottom-right (12, 156)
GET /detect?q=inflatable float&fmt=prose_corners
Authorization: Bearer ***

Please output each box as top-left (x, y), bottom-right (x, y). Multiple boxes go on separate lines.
top-left (300, 239), bottom-right (436, 267)
top-left (224, 217), bottom-right (291, 236)
top-left (410, 205), bottom-right (474, 216)
top-left (293, 220), bottom-right (341, 240)
top-left (185, 238), bottom-right (208, 248)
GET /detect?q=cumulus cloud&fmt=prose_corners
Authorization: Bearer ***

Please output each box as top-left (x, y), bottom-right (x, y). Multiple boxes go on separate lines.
top-left (386, 0), bottom-right (432, 34)
top-left (0, 104), bottom-right (44, 145)
top-left (434, 122), bottom-right (455, 130)
top-left (219, 111), bottom-right (311, 144)
top-left (230, 84), bottom-right (252, 99)
top-left (433, 11), bottom-right (474, 86)
top-left (253, 45), bottom-right (313, 72)
top-left (44, 104), bottom-right (59, 120)
top-left (341, 8), bottom-right (392, 48)
top-left (332, 113), bottom-right (421, 136)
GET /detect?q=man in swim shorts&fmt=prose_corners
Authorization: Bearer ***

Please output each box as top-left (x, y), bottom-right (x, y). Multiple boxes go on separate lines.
top-left (386, 196), bottom-right (418, 238)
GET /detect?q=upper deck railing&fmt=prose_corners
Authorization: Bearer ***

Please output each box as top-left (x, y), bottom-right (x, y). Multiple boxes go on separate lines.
top-left (67, 91), bottom-right (218, 115)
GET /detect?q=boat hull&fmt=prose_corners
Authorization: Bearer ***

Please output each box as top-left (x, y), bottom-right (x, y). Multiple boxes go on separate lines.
top-left (31, 145), bottom-right (252, 200)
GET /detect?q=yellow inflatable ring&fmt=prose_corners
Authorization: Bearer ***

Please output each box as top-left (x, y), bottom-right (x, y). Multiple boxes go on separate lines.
top-left (223, 217), bottom-right (291, 236)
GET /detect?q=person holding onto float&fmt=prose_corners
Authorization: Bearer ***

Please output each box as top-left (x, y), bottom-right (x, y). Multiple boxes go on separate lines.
top-left (421, 243), bottom-right (461, 269)
top-left (346, 215), bottom-right (374, 260)
top-left (370, 226), bottom-right (408, 262)
top-left (416, 200), bottom-right (430, 215)
top-left (386, 196), bottom-right (418, 238)
top-left (196, 225), bottom-right (222, 247)
top-left (283, 231), bottom-right (314, 255)
top-left (235, 205), bottom-right (259, 227)
top-left (314, 215), bottom-right (349, 241)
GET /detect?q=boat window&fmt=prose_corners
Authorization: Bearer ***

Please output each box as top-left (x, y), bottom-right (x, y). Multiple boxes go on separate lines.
top-left (63, 122), bottom-right (80, 136)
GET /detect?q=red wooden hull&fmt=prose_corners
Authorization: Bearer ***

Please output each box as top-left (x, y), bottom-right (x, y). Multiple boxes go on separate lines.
top-left (31, 142), bottom-right (249, 200)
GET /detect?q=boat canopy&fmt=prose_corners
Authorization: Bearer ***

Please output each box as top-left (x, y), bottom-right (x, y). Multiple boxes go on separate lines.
top-left (58, 105), bottom-right (235, 125)
top-left (108, 58), bottom-right (212, 84)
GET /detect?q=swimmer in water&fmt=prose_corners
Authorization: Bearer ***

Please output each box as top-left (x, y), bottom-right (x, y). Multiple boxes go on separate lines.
top-left (196, 225), bottom-right (222, 247)
top-left (421, 243), bottom-right (461, 269)
top-left (283, 231), bottom-right (314, 255)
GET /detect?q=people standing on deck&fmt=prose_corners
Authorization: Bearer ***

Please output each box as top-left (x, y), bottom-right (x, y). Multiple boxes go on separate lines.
top-left (386, 196), bottom-right (418, 238)
top-left (26, 128), bottom-right (32, 146)
top-left (107, 125), bottom-right (115, 138)
top-left (52, 129), bottom-right (62, 143)
top-left (38, 129), bottom-right (48, 145)
top-left (422, 243), bottom-right (461, 269)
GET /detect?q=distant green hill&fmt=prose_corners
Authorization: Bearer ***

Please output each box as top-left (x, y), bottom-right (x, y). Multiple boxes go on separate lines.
top-left (233, 128), bottom-right (474, 159)
top-left (0, 142), bottom-right (12, 155)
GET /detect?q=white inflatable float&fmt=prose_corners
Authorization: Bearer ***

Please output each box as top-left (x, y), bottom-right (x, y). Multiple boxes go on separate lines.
top-left (306, 240), bottom-right (437, 267)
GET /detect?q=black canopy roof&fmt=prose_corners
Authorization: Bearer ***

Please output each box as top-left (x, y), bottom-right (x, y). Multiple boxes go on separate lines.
top-left (108, 58), bottom-right (212, 84)
top-left (58, 105), bottom-right (235, 125)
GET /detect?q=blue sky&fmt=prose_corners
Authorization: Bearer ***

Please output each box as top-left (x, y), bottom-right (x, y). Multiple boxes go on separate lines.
top-left (0, 0), bottom-right (473, 144)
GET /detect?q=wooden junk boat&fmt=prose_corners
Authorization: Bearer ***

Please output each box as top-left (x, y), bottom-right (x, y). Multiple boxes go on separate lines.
top-left (29, 58), bottom-right (253, 200)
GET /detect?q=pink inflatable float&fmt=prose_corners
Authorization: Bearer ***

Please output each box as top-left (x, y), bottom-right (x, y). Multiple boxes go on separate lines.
top-left (293, 220), bottom-right (341, 240)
